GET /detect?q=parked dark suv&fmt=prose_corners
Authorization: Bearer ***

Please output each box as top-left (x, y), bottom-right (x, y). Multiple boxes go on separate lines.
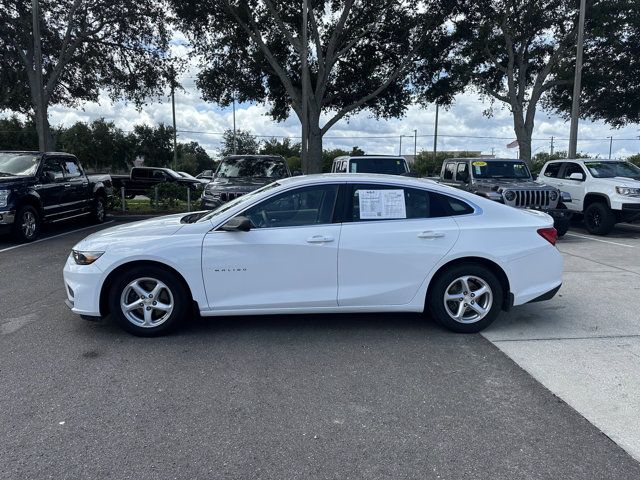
top-left (0, 151), bottom-right (113, 242)
top-left (200, 155), bottom-right (291, 209)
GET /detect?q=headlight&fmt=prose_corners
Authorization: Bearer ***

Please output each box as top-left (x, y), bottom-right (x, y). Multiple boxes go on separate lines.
top-left (616, 186), bottom-right (640, 196)
top-left (0, 189), bottom-right (9, 208)
top-left (503, 190), bottom-right (516, 202)
top-left (549, 190), bottom-right (558, 201)
top-left (72, 250), bottom-right (104, 265)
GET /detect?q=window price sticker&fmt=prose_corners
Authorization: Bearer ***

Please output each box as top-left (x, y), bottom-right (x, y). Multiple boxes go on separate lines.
top-left (358, 189), bottom-right (406, 219)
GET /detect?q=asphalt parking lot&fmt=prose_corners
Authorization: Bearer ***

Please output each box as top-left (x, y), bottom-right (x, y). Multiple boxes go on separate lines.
top-left (1, 218), bottom-right (640, 479)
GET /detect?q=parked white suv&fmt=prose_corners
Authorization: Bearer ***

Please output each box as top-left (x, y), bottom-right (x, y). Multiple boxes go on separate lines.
top-left (538, 159), bottom-right (640, 235)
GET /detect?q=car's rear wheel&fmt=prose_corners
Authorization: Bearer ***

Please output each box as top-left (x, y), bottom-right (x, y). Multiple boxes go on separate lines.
top-left (584, 202), bottom-right (615, 235)
top-left (13, 205), bottom-right (41, 242)
top-left (92, 195), bottom-right (107, 223)
top-left (427, 263), bottom-right (503, 333)
top-left (108, 265), bottom-right (189, 336)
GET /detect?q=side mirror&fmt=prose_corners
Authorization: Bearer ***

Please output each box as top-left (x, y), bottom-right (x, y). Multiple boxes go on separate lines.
top-left (220, 216), bottom-right (252, 232)
top-left (568, 172), bottom-right (584, 181)
top-left (532, 173), bottom-right (538, 180)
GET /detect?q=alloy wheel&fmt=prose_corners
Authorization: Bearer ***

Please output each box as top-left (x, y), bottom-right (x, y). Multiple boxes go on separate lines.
top-left (22, 211), bottom-right (37, 239)
top-left (443, 275), bottom-right (493, 324)
top-left (120, 277), bottom-right (174, 328)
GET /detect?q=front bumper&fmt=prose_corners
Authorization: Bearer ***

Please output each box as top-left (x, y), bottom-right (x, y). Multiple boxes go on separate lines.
top-left (63, 255), bottom-right (105, 317)
top-left (0, 209), bottom-right (16, 225)
top-left (621, 202), bottom-right (640, 222)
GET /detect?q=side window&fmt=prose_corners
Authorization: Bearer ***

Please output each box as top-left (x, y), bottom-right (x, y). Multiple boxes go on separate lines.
top-left (563, 163), bottom-right (586, 180)
top-left (349, 184), bottom-right (449, 221)
top-left (42, 158), bottom-right (64, 181)
top-left (443, 162), bottom-right (456, 180)
top-left (456, 163), bottom-right (469, 182)
top-left (153, 170), bottom-right (167, 180)
top-left (543, 163), bottom-right (562, 178)
top-left (61, 158), bottom-right (81, 179)
top-left (243, 184), bottom-right (338, 229)
top-left (434, 193), bottom-right (475, 216)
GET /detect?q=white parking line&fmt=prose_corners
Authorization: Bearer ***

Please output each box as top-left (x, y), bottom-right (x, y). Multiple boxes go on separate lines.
top-left (564, 232), bottom-right (636, 248)
top-left (0, 221), bottom-right (114, 254)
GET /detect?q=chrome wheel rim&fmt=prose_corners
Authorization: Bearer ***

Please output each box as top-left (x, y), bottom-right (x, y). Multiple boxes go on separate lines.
top-left (443, 275), bottom-right (493, 324)
top-left (96, 199), bottom-right (105, 221)
top-left (22, 211), bottom-right (36, 238)
top-left (120, 277), bottom-right (174, 328)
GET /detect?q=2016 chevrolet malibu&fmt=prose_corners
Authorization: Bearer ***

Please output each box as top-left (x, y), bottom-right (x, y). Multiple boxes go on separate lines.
top-left (63, 174), bottom-right (563, 336)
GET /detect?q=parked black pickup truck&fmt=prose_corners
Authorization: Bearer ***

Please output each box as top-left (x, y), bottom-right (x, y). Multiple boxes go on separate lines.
top-left (111, 167), bottom-right (201, 198)
top-left (0, 151), bottom-right (113, 242)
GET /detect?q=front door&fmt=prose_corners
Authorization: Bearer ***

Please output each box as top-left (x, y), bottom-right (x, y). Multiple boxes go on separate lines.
top-left (338, 183), bottom-right (460, 306)
top-left (557, 162), bottom-right (587, 211)
top-left (60, 157), bottom-right (90, 213)
top-left (37, 157), bottom-right (66, 218)
top-left (202, 183), bottom-right (341, 311)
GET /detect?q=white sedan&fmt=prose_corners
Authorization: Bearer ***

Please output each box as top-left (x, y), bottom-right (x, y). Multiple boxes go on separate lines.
top-left (63, 174), bottom-right (563, 336)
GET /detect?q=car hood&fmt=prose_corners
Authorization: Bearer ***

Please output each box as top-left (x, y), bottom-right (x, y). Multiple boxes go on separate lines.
top-left (206, 177), bottom-right (274, 191)
top-left (75, 213), bottom-right (187, 250)
top-left (0, 175), bottom-right (33, 187)
top-left (596, 177), bottom-right (640, 188)
top-left (475, 178), bottom-right (555, 191)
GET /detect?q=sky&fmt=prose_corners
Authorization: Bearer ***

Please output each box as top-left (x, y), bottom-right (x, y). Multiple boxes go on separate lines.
top-left (32, 36), bottom-right (640, 162)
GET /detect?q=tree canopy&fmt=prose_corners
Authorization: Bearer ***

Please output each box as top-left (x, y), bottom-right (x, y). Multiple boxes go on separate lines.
top-left (172, 0), bottom-right (463, 172)
top-left (0, 0), bottom-right (171, 149)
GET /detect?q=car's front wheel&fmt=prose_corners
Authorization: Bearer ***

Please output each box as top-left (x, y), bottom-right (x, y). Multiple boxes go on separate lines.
top-left (584, 202), bottom-right (615, 235)
top-left (108, 265), bottom-right (189, 336)
top-left (92, 195), bottom-right (107, 223)
top-left (427, 263), bottom-right (503, 333)
top-left (13, 205), bottom-right (41, 242)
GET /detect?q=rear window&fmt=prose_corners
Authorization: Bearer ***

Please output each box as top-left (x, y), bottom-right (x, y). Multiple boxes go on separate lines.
top-left (348, 158), bottom-right (408, 175)
top-left (543, 163), bottom-right (562, 178)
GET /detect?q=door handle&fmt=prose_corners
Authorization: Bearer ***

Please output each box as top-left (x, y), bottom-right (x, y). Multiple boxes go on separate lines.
top-left (81, 182), bottom-right (88, 187)
top-left (306, 235), bottom-right (334, 243)
top-left (418, 231), bottom-right (445, 239)
top-left (64, 183), bottom-right (71, 188)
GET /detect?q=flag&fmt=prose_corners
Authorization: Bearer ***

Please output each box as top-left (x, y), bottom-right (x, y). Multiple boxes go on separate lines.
top-left (506, 139), bottom-right (519, 148)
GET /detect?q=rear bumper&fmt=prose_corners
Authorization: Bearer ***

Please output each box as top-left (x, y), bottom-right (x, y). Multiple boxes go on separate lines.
top-left (526, 283), bottom-right (562, 304)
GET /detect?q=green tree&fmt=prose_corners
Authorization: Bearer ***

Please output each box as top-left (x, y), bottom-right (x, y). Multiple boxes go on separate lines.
top-left (260, 137), bottom-right (301, 158)
top-left (0, 116), bottom-right (39, 150)
top-left (455, 0), bottom-right (583, 164)
top-left (546, 0), bottom-right (640, 127)
top-left (220, 129), bottom-right (260, 156)
top-left (626, 154), bottom-right (640, 167)
top-left (134, 124), bottom-right (174, 168)
top-left (0, 0), bottom-right (170, 150)
top-left (531, 150), bottom-right (591, 173)
top-left (177, 141), bottom-right (214, 174)
top-left (172, 0), bottom-right (463, 173)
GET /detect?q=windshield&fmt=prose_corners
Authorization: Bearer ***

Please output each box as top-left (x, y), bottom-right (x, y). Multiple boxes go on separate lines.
top-left (197, 182), bottom-right (281, 222)
top-left (216, 157), bottom-right (288, 179)
top-left (349, 158), bottom-right (408, 174)
top-left (471, 160), bottom-right (531, 179)
top-left (584, 161), bottom-right (640, 180)
top-left (0, 153), bottom-right (40, 176)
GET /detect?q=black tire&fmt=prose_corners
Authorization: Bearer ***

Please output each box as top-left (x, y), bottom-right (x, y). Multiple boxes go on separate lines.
top-left (553, 203), bottom-right (570, 237)
top-left (427, 263), bottom-right (503, 333)
top-left (13, 205), bottom-right (41, 242)
top-left (108, 265), bottom-right (190, 336)
top-left (92, 195), bottom-right (107, 223)
top-left (584, 202), bottom-right (615, 235)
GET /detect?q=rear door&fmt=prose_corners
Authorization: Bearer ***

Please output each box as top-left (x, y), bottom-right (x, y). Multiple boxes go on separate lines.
top-left (60, 156), bottom-right (90, 213)
top-left (337, 183), bottom-right (460, 306)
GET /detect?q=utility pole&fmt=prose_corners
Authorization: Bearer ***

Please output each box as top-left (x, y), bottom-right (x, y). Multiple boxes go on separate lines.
top-left (433, 104), bottom-right (439, 160)
top-left (550, 136), bottom-right (554, 156)
top-left (232, 94), bottom-right (237, 154)
top-left (608, 136), bottom-right (613, 159)
top-left (413, 130), bottom-right (417, 158)
top-left (301, 0), bottom-right (309, 173)
top-left (170, 66), bottom-right (178, 170)
top-left (568, 0), bottom-right (587, 158)
top-left (399, 135), bottom-right (403, 156)
top-left (32, 0), bottom-right (47, 152)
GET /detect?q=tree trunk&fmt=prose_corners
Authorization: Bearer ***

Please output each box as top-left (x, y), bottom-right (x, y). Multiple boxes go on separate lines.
top-left (35, 103), bottom-right (53, 152)
top-left (307, 114), bottom-right (323, 174)
top-left (512, 113), bottom-right (533, 166)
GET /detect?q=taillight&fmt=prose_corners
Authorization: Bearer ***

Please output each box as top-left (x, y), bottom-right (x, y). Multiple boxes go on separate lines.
top-left (537, 227), bottom-right (557, 245)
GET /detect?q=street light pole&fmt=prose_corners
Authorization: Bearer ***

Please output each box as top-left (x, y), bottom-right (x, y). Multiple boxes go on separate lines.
top-left (170, 66), bottom-right (178, 170)
top-left (232, 94), bottom-right (237, 154)
top-left (413, 129), bottom-right (417, 158)
top-left (399, 135), bottom-right (403, 156)
top-left (568, 0), bottom-right (587, 158)
top-left (433, 104), bottom-right (439, 160)
top-left (608, 136), bottom-right (613, 159)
